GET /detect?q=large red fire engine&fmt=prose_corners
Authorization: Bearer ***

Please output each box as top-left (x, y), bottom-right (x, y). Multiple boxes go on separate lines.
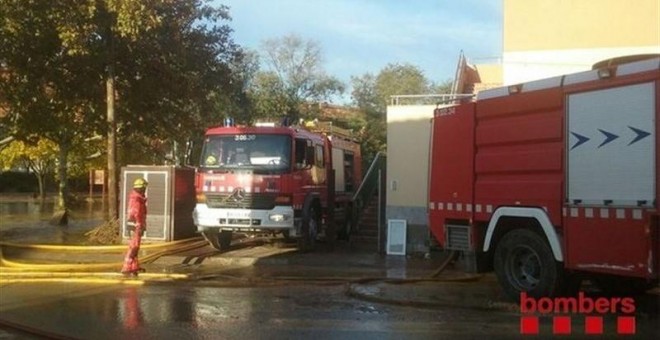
top-left (193, 120), bottom-right (361, 251)
top-left (429, 56), bottom-right (659, 300)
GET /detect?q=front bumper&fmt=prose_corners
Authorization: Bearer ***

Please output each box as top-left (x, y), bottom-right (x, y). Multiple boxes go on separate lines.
top-left (193, 204), bottom-right (295, 233)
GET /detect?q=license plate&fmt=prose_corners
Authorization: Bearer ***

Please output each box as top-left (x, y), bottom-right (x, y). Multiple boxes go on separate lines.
top-left (227, 211), bottom-right (249, 218)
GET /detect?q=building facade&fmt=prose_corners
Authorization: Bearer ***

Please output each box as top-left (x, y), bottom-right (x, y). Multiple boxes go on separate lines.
top-left (502, 0), bottom-right (660, 84)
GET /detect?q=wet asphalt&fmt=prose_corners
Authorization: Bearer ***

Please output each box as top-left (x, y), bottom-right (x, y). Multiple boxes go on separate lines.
top-left (0, 239), bottom-right (521, 339)
top-left (0, 199), bottom-right (659, 339)
top-left (1, 239), bottom-right (659, 339)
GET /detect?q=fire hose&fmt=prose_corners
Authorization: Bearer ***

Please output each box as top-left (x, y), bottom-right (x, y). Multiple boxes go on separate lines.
top-left (1, 240), bottom-right (498, 312)
top-left (0, 236), bottom-right (284, 284)
top-left (0, 237), bottom-right (208, 284)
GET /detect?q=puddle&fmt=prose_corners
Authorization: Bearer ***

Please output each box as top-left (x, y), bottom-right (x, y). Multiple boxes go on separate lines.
top-left (0, 199), bottom-right (107, 244)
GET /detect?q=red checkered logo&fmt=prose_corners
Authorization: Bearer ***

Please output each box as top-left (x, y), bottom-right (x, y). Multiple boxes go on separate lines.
top-left (520, 292), bottom-right (636, 336)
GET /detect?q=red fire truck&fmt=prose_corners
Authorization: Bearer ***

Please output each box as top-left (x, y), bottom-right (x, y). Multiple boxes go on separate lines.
top-left (429, 56), bottom-right (659, 300)
top-left (193, 120), bottom-right (361, 251)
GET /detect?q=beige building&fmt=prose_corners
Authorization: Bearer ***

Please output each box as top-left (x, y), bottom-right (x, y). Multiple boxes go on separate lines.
top-left (385, 104), bottom-right (436, 253)
top-left (503, 0), bottom-right (660, 84)
top-left (385, 0), bottom-right (660, 254)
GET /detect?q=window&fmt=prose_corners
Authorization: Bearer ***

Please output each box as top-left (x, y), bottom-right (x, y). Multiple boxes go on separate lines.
top-left (295, 138), bottom-right (308, 168)
top-left (315, 145), bottom-right (324, 167)
top-left (200, 134), bottom-right (291, 173)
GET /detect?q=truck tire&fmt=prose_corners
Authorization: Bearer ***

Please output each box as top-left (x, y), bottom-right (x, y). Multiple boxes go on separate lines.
top-left (202, 230), bottom-right (232, 251)
top-left (298, 205), bottom-right (319, 252)
top-left (494, 229), bottom-right (564, 301)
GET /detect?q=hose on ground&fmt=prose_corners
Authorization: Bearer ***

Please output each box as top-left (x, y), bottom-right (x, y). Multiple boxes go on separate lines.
top-left (0, 243), bottom-right (512, 316)
top-left (0, 236), bottom-right (203, 252)
top-left (0, 241), bottom-right (495, 313)
top-left (184, 250), bottom-right (480, 289)
top-left (0, 240), bottom-right (209, 272)
top-left (430, 250), bottom-right (457, 278)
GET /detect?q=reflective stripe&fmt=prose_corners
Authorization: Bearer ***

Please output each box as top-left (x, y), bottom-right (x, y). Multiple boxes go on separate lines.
top-left (433, 201), bottom-right (649, 222)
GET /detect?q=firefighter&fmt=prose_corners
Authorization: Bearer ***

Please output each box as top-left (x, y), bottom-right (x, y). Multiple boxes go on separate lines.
top-left (121, 178), bottom-right (148, 277)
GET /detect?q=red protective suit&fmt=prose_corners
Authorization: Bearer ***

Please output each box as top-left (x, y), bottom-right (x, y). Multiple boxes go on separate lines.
top-left (121, 189), bottom-right (147, 276)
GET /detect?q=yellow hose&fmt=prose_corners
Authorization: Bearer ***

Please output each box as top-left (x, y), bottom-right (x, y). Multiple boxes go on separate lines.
top-left (0, 259), bottom-right (122, 271)
top-left (0, 239), bottom-right (209, 272)
top-left (0, 239), bottom-right (205, 283)
top-left (0, 277), bottom-right (146, 285)
top-left (0, 272), bottom-right (189, 279)
top-left (0, 236), bottom-right (203, 252)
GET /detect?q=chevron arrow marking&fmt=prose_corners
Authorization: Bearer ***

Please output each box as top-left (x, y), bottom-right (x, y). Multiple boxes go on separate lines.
top-left (628, 126), bottom-right (651, 145)
top-left (570, 132), bottom-right (590, 150)
top-left (597, 129), bottom-right (619, 148)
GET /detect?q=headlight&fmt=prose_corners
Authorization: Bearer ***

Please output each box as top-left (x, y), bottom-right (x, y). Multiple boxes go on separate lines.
top-left (269, 214), bottom-right (291, 222)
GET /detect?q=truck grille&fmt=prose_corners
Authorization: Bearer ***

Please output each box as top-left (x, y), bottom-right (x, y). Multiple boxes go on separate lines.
top-left (205, 193), bottom-right (276, 210)
top-left (445, 224), bottom-right (471, 251)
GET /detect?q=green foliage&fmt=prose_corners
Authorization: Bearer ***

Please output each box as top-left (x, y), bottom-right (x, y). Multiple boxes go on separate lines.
top-left (247, 71), bottom-right (292, 121)
top-left (430, 79), bottom-right (454, 95)
top-left (218, 49), bottom-right (260, 124)
top-left (350, 63), bottom-right (436, 167)
top-left (0, 139), bottom-right (57, 172)
top-left (0, 139), bottom-right (57, 197)
top-left (249, 34), bottom-right (344, 121)
top-left (351, 74), bottom-right (379, 114)
top-left (0, 0), bottom-right (244, 208)
top-left (68, 136), bottom-right (105, 177)
top-left (114, 2), bottom-right (243, 141)
top-left (374, 63), bottom-right (430, 111)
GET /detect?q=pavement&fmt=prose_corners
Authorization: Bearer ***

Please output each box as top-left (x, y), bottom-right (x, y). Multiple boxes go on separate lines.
top-left (147, 239), bottom-right (520, 313)
top-left (3, 234), bottom-right (659, 315)
top-left (1, 235), bottom-right (513, 307)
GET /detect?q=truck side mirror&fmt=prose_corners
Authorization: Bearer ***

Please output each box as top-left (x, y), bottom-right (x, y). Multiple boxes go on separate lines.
top-left (184, 139), bottom-right (194, 166)
top-left (305, 145), bottom-right (315, 167)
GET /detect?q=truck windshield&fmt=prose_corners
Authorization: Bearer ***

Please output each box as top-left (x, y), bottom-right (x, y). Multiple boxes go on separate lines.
top-left (200, 134), bottom-right (291, 173)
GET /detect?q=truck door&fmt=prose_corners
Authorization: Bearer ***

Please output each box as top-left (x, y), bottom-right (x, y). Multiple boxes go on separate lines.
top-left (564, 81), bottom-right (657, 278)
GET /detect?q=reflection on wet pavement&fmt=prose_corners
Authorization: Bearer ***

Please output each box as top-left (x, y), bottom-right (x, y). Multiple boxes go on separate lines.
top-left (0, 199), bottom-right (106, 244)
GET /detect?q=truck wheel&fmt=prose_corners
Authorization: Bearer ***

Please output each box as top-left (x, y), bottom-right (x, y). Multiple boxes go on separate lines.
top-left (298, 206), bottom-right (318, 252)
top-left (494, 229), bottom-right (563, 301)
top-left (202, 230), bottom-right (232, 251)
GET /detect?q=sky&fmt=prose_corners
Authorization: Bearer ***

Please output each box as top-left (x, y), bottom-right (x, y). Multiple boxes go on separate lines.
top-left (217, 0), bottom-right (503, 101)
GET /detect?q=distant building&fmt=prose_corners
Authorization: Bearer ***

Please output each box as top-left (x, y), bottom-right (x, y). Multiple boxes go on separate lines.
top-left (501, 0), bottom-right (659, 84)
top-left (385, 0), bottom-right (660, 254)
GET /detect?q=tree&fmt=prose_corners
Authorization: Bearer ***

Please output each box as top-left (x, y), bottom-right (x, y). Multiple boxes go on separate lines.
top-left (351, 63), bottom-right (434, 167)
top-left (351, 74), bottom-right (379, 114)
top-left (0, 139), bottom-right (57, 200)
top-left (374, 63), bottom-right (430, 110)
top-left (220, 49), bottom-right (260, 125)
top-left (251, 34), bottom-right (344, 120)
top-left (248, 71), bottom-right (292, 121)
top-left (111, 2), bottom-right (243, 166)
top-left (0, 0), bottom-right (243, 223)
top-left (430, 79), bottom-right (454, 95)
top-left (0, 0), bottom-right (104, 220)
